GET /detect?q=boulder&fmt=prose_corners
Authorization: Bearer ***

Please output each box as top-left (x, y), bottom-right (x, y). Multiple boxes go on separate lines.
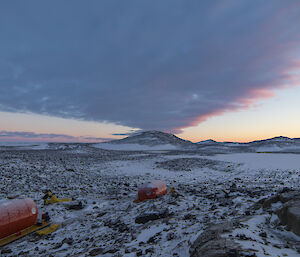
top-left (64, 201), bottom-right (84, 210)
top-left (277, 200), bottom-right (300, 236)
top-left (191, 238), bottom-right (239, 257)
top-left (190, 222), bottom-right (240, 257)
top-left (255, 190), bottom-right (300, 210)
top-left (262, 195), bottom-right (280, 209)
top-left (89, 248), bottom-right (104, 256)
top-left (279, 191), bottom-right (300, 203)
top-left (135, 209), bottom-right (170, 224)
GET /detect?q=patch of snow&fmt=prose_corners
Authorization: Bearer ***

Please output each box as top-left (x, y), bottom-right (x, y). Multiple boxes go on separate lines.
top-left (205, 153), bottom-right (300, 170)
top-left (223, 215), bottom-right (300, 257)
top-left (256, 145), bottom-right (300, 152)
top-left (136, 224), bottom-right (168, 243)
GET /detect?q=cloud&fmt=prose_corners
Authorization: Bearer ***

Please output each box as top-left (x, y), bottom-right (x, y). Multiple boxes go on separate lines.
top-left (82, 136), bottom-right (114, 141)
top-left (0, 1), bottom-right (300, 133)
top-left (0, 131), bottom-right (112, 142)
top-left (111, 129), bottom-right (142, 136)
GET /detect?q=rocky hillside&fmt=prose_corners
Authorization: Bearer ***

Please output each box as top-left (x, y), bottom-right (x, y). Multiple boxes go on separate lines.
top-left (196, 136), bottom-right (300, 153)
top-left (197, 139), bottom-right (218, 145)
top-left (246, 136), bottom-right (300, 152)
top-left (106, 130), bottom-right (196, 148)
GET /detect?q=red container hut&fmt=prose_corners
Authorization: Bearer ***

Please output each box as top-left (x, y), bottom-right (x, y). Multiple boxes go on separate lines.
top-left (138, 180), bottom-right (168, 201)
top-left (0, 198), bottom-right (38, 239)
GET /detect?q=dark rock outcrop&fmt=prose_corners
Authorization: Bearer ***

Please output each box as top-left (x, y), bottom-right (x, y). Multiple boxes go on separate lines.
top-left (190, 222), bottom-right (241, 257)
top-left (135, 209), bottom-right (170, 224)
top-left (277, 200), bottom-right (300, 236)
top-left (256, 189), bottom-right (300, 237)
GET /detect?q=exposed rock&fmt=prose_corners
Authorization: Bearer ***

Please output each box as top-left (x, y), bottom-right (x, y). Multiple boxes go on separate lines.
top-left (183, 213), bottom-right (196, 220)
top-left (1, 248), bottom-right (12, 254)
top-left (259, 232), bottom-right (267, 238)
top-left (136, 249), bottom-right (143, 256)
top-left (135, 209), bottom-right (170, 224)
top-left (89, 247), bottom-right (104, 256)
top-left (277, 200), bottom-right (300, 236)
top-left (117, 222), bottom-right (130, 233)
top-left (227, 249), bottom-right (240, 257)
top-left (167, 232), bottom-right (176, 240)
top-left (219, 199), bottom-right (233, 207)
top-left (102, 247), bottom-right (119, 254)
top-left (62, 237), bottom-right (74, 245)
top-left (64, 201), bottom-right (84, 210)
top-left (191, 238), bottom-right (239, 257)
top-left (145, 247), bottom-right (155, 254)
top-left (279, 191), bottom-right (300, 203)
top-left (190, 222), bottom-right (240, 257)
top-left (7, 194), bottom-right (19, 199)
top-left (256, 190), bottom-right (300, 208)
top-left (262, 195), bottom-right (280, 209)
top-left (147, 235), bottom-right (158, 244)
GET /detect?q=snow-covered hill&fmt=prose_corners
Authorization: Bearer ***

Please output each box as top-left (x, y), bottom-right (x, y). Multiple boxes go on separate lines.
top-left (197, 139), bottom-right (218, 145)
top-left (94, 130), bottom-right (196, 151)
top-left (197, 136), bottom-right (300, 153)
top-left (246, 136), bottom-right (300, 152)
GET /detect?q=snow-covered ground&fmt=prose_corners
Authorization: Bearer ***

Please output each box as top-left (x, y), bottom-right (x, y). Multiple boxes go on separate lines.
top-left (205, 152), bottom-right (300, 170)
top-left (0, 144), bottom-right (299, 256)
top-left (256, 145), bottom-right (300, 152)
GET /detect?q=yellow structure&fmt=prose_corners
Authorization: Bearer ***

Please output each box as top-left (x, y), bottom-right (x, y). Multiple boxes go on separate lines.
top-left (36, 224), bottom-right (60, 235)
top-left (0, 221), bottom-right (50, 247)
top-left (43, 190), bottom-right (71, 205)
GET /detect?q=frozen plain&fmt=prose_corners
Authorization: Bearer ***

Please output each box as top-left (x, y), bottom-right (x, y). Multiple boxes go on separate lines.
top-left (0, 140), bottom-right (300, 257)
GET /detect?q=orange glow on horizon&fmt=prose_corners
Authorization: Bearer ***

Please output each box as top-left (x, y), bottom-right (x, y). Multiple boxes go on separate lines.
top-left (177, 133), bottom-right (300, 144)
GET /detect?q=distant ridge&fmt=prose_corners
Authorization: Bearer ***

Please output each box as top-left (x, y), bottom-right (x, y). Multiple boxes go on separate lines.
top-left (244, 136), bottom-right (300, 150)
top-left (197, 136), bottom-right (300, 144)
top-left (248, 136), bottom-right (294, 144)
top-left (95, 131), bottom-right (300, 152)
top-left (197, 139), bottom-right (218, 144)
top-left (111, 132), bottom-right (300, 146)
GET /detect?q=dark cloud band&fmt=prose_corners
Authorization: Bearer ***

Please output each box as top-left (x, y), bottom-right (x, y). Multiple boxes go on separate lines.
top-left (0, 1), bottom-right (299, 132)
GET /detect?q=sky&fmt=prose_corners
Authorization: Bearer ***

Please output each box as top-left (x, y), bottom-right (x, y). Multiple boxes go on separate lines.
top-left (0, 1), bottom-right (300, 143)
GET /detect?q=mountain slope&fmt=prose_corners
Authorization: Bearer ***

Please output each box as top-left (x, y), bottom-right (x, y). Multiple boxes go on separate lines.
top-left (93, 131), bottom-right (300, 152)
top-left (246, 136), bottom-right (300, 152)
top-left (95, 131), bottom-right (196, 150)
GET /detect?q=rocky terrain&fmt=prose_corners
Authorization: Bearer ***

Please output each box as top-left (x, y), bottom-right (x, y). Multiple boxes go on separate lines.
top-left (0, 132), bottom-right (299, 256)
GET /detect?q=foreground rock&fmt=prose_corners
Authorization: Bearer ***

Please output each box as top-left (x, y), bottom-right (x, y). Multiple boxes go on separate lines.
top-left (256, 189), bottom-right (300, 237)
top-left (277, 200), bottom-right (300, 236)
top-left (64, 201), bottom-right (84, 210)
top-left (135, 208), bottom-right (170, 224)
top-left (190, 222), bottom-right (241, 257)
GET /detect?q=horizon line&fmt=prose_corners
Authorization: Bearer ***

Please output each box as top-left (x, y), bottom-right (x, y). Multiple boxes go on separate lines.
top-left (0, 133), bottom-right (299, 145)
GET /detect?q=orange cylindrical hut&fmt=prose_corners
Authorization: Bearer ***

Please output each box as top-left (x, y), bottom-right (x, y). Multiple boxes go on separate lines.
top-left (0, 198), bottom-right (38, 239)
top-left (138, 180), bottom-right (168, 201)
